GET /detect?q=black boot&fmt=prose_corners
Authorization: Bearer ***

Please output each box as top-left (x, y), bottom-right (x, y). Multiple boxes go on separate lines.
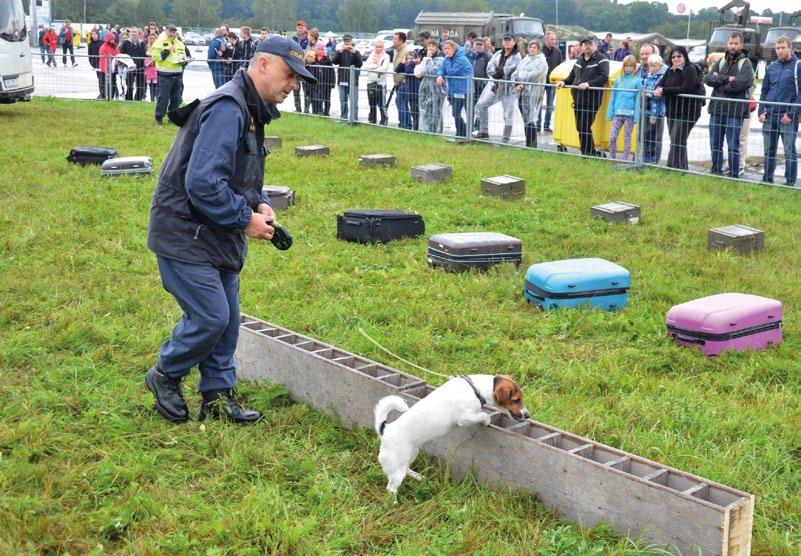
top-left (199, 389), bottom-right (261, 424)
top-left (145, 367), bottom-right (189, 423)
top-left (528, 123), bottom-right (537, 148)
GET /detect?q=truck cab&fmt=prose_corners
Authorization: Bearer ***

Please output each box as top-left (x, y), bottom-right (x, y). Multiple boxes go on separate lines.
top-left (412, 11), bottom-right (544, 48)
top-left (0, 0), bottom-right (33, 104)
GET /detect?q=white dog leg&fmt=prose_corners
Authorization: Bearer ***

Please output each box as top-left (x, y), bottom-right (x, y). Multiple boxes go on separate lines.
top-left (386, 470), bottom-right (406, 498)
top-left (406, 469), bottom-right (423, 481)
top-left (456, 412), bottom-right (492, 428)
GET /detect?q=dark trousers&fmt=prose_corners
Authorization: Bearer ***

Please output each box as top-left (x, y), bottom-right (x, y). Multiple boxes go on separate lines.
top-left (302, 81), bottom-right (314, 113)
top-left (574, 102), bottom-right (600, 155)
top-left (61, 43), bottom-right (75, 65)
top-left (95, 71), bottom-right (104, 98)
top-left (210, 67), bottom-right (226, 89)
top-left (125, 70), bottom-right (146, 101)
top-left (312, 87), bottom-right (332, 116)
top-left (450, 95), bottom-right (466, 138)
top-left (397, 88), bottom-right (419, 130)
top-left (155, 256), bottom-right (239, 392)
top-left (666, 117), bottom-right (695, 170)
top-left (643, 116), bottom-right (664, 163)
top-left (155, 71), bottom-right (183, 122)
top-left (148, 82), bottom-right (158, 103)
top-left (99, 72), bottom-right (117, 99)
top-left (367, 81), bottom-right (388, 125)
top-left (709, 114), bottom-right (742, 177)
top-left (293, 88), bottom-right (302, 112)
top-left (536, 85), bottom-right (555, 131)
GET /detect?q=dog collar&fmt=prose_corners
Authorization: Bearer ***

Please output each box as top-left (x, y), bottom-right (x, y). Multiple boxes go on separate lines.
top-left (461, 375), bottom-right (486, 407)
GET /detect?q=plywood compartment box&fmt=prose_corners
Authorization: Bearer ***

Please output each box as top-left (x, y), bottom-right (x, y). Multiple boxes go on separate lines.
top-left (411, 163), bottom-right (452, 183)
top-left (359, 154), bottom-right (397, 167)
top-left (236, 314), bottom-right (754, 556)
top-left (481, 175), bottom-right (526, 197)
top-left (708, 225), bottom-right (764, 255)
top-left (591, 201), bottom-right (641, 224)
top-left (264, 136), bottom-right (282, 149)
top-left (296, 145), bottom-right (330, 157)
top-left (262, 186), bottom-right (295, 211)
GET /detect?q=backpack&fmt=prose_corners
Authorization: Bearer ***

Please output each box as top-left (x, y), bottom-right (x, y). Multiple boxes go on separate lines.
top-left (691, 62), bottom-right (706, 106)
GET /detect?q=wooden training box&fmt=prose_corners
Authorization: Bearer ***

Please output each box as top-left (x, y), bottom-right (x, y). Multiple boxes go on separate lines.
top-left (236, 314), bottom-right (753, 556)
top-left (708, 225), bottom-right (764, 255)
top-left (296, 145), bottom-right (330, 157)
top-left (264, 136), bottom-right (282, 150)
top-left (591, 201), bottom-right (641, 224)
top-left (359, 154), bottom-right (397, 167)
top-left (262, 186), bottom-right (295, 211)
top-left (481, 175), bottom-right (526, 197)
top-left (411, 163), bottom-right (452, 183)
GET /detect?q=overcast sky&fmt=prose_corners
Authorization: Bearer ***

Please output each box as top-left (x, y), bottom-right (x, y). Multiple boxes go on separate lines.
top-left (618, 0), bottom-right (794, 14)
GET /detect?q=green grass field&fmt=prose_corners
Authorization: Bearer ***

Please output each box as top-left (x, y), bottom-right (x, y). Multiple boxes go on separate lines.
top-left (1, 97), bottom-right (800, 555)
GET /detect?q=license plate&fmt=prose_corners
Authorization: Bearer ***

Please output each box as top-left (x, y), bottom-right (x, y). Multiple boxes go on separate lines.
top-left (4, 78), bottom-right (17, 88)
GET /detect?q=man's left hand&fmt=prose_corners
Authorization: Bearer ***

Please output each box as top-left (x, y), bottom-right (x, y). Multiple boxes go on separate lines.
top-left (256, 203), bottom-right (276, 223)
top-left (781, 114), bottom-right (792, 125)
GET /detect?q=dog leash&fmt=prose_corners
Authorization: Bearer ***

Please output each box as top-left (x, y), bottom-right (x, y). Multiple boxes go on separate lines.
top-left (357, 327), bottom-right (453, 381)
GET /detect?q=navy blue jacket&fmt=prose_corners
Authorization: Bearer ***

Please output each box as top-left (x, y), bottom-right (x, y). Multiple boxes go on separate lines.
top-left (759, 56), bottom-right (800, 119)
top-left (438, 50), bottom-right (473, 96)
top-left (148, 69), bottom-right (274, 272)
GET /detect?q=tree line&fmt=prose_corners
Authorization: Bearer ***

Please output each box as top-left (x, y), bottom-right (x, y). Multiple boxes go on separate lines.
top-left (51, 0), bottom-right (798, 40)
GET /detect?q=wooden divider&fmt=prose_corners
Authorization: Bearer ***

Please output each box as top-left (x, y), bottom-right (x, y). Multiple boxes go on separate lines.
top-left (236, 314), bottom-right (753, 556)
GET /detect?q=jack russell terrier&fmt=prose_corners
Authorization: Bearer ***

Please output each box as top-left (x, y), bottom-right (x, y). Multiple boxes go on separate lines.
top-left (374, 374), bottom-right (529, 496)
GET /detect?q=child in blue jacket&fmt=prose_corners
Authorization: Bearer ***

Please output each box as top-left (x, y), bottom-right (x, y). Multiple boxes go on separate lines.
top-left (606, 55), bottom-right (642, 160)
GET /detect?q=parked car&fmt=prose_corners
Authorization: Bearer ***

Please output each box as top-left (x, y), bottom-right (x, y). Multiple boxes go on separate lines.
top-left (688, 44), bottom-right (707, 64)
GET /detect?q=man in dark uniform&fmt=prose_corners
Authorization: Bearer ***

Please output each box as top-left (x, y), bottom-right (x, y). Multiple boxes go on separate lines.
top-left (557, 36), bottom-right (609, 156)
top-left (145, 37), bottom-right (317, 424)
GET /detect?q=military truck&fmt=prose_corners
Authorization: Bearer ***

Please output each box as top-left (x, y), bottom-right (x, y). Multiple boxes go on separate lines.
top-left (761, 11), bottom-right (801, 61)
top-left (412, 11), bottom-right (545, 46)
top-left (707, 0), bottom-right (763, 62)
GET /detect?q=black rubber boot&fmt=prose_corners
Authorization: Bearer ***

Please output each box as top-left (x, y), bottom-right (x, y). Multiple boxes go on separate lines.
top-left (145, 367), bottom-right (189, 423)
top-left (198, 389), bottom-right (262, 425)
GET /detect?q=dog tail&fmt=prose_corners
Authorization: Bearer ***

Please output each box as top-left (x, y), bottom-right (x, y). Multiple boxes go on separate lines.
top-left (374, 395), bottom-right (409, 436)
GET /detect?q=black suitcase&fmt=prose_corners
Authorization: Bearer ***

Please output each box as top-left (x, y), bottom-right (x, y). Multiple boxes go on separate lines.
top-left (67, 146), bottom-right (118, 166)
top-left (336, 210), bottom-right (424, 244)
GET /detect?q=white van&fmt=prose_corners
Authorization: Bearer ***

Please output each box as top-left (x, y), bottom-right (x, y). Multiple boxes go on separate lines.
top-left (0, 0), bottom-right (33, 103)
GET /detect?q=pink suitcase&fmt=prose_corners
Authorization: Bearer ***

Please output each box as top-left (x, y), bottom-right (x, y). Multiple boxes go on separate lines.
top-left (666, 293), bottom-right (782, 356)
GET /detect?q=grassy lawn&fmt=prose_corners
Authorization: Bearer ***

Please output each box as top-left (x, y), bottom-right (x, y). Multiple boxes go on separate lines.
top-left (1, 97), bottom-right (800, 555)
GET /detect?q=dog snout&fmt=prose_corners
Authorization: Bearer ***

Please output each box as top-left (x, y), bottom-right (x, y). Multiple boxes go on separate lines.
top-left (511, 408), bottom-right (529, 420)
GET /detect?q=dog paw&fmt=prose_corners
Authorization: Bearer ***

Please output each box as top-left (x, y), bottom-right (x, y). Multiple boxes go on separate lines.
top-left (480, 414), bottom-right (492, 426)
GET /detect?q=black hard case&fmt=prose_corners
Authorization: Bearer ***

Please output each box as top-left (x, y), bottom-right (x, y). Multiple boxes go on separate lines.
top-left (67, 146), bottom-right (118, 165)
top-left (336, 210), bottom-right (425, 244)
top-left (427, 232), bottom-right (522, 271)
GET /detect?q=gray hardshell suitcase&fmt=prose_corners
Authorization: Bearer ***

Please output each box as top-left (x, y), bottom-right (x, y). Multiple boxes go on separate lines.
top-left (101, 156), bottom-right (153, 176)
top-left (427, 232), bottom-right (522, 272)
top-left (481, 175), bottom-right (526, 197)
top-left (262, 185), bottom-right (295, 211)
top-left (591, 201), bottom-right (641, 224)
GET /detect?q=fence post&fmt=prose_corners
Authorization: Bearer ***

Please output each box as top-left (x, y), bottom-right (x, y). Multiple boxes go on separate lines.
top-left (635, 87), bottom-right (646, 165)
top-left (466, 76), bottom-right (475, 141)
top-left (349, 66), bottom-right (358, 124)
top-left (104, 69), bottom-right (111, 101)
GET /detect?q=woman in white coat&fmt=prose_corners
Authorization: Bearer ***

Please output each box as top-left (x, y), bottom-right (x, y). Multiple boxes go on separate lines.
top-left (415, 41), bottom-right (447, 134)
top-left (362, 40), bottom-right (392, 125)
top-left (512, 39), bottom-right (548, 148)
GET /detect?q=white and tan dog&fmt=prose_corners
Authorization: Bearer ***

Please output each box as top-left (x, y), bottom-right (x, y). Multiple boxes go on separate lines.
top-left (373, 374), bottom-right (529, 496)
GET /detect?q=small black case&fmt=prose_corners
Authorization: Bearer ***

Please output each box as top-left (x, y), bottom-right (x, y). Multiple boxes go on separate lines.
top-left (67, 146), bottom-right (118, 166)
top-left (336, 210), bottom-right (425, 244)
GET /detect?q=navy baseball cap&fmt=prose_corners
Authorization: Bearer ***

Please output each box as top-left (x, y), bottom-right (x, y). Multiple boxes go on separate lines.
top-left (255, 36), bottom-right (317, 83)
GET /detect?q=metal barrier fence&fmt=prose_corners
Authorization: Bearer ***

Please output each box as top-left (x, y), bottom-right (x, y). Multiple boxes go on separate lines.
top-left (30, 51), bottom-right (800, 188)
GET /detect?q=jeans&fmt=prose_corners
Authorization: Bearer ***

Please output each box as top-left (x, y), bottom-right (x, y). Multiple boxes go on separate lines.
top-left (209, 65), bottom-right (226, 89)
top-left (39, 45), bottom-right (46, 63)
top-left (155, 256), bottom-right (240, 392)
top-left (450, 95), bottom-right (467, 137)
top-left (536, 85), bottom-right (555, 130)
top-left (642, 116), bottom-right (664, 164)
top-left (155, 71), bottom-right (183, 122)
top-left (762, 113), bottom-right (798, 186)
top-left (709, 114), bottom-right (742, 177)
top-left (396, 86), bottom-right (414, 129)
top-left (339, 82), bottom-right (357, 120)
top-left (61, 43), bottom-right (75, 65)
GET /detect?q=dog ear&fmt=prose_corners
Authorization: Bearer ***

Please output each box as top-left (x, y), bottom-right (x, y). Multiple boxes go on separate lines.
top-left (493, 376), bottom-right (514, 402)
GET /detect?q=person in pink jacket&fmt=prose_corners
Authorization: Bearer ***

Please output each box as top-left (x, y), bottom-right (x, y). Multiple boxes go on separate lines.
top-left (144, 33), bottom-right (159, 102)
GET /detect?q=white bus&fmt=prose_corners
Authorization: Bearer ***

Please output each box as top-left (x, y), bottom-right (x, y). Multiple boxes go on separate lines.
top-left (0, 0), bottom-right (33, 103)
